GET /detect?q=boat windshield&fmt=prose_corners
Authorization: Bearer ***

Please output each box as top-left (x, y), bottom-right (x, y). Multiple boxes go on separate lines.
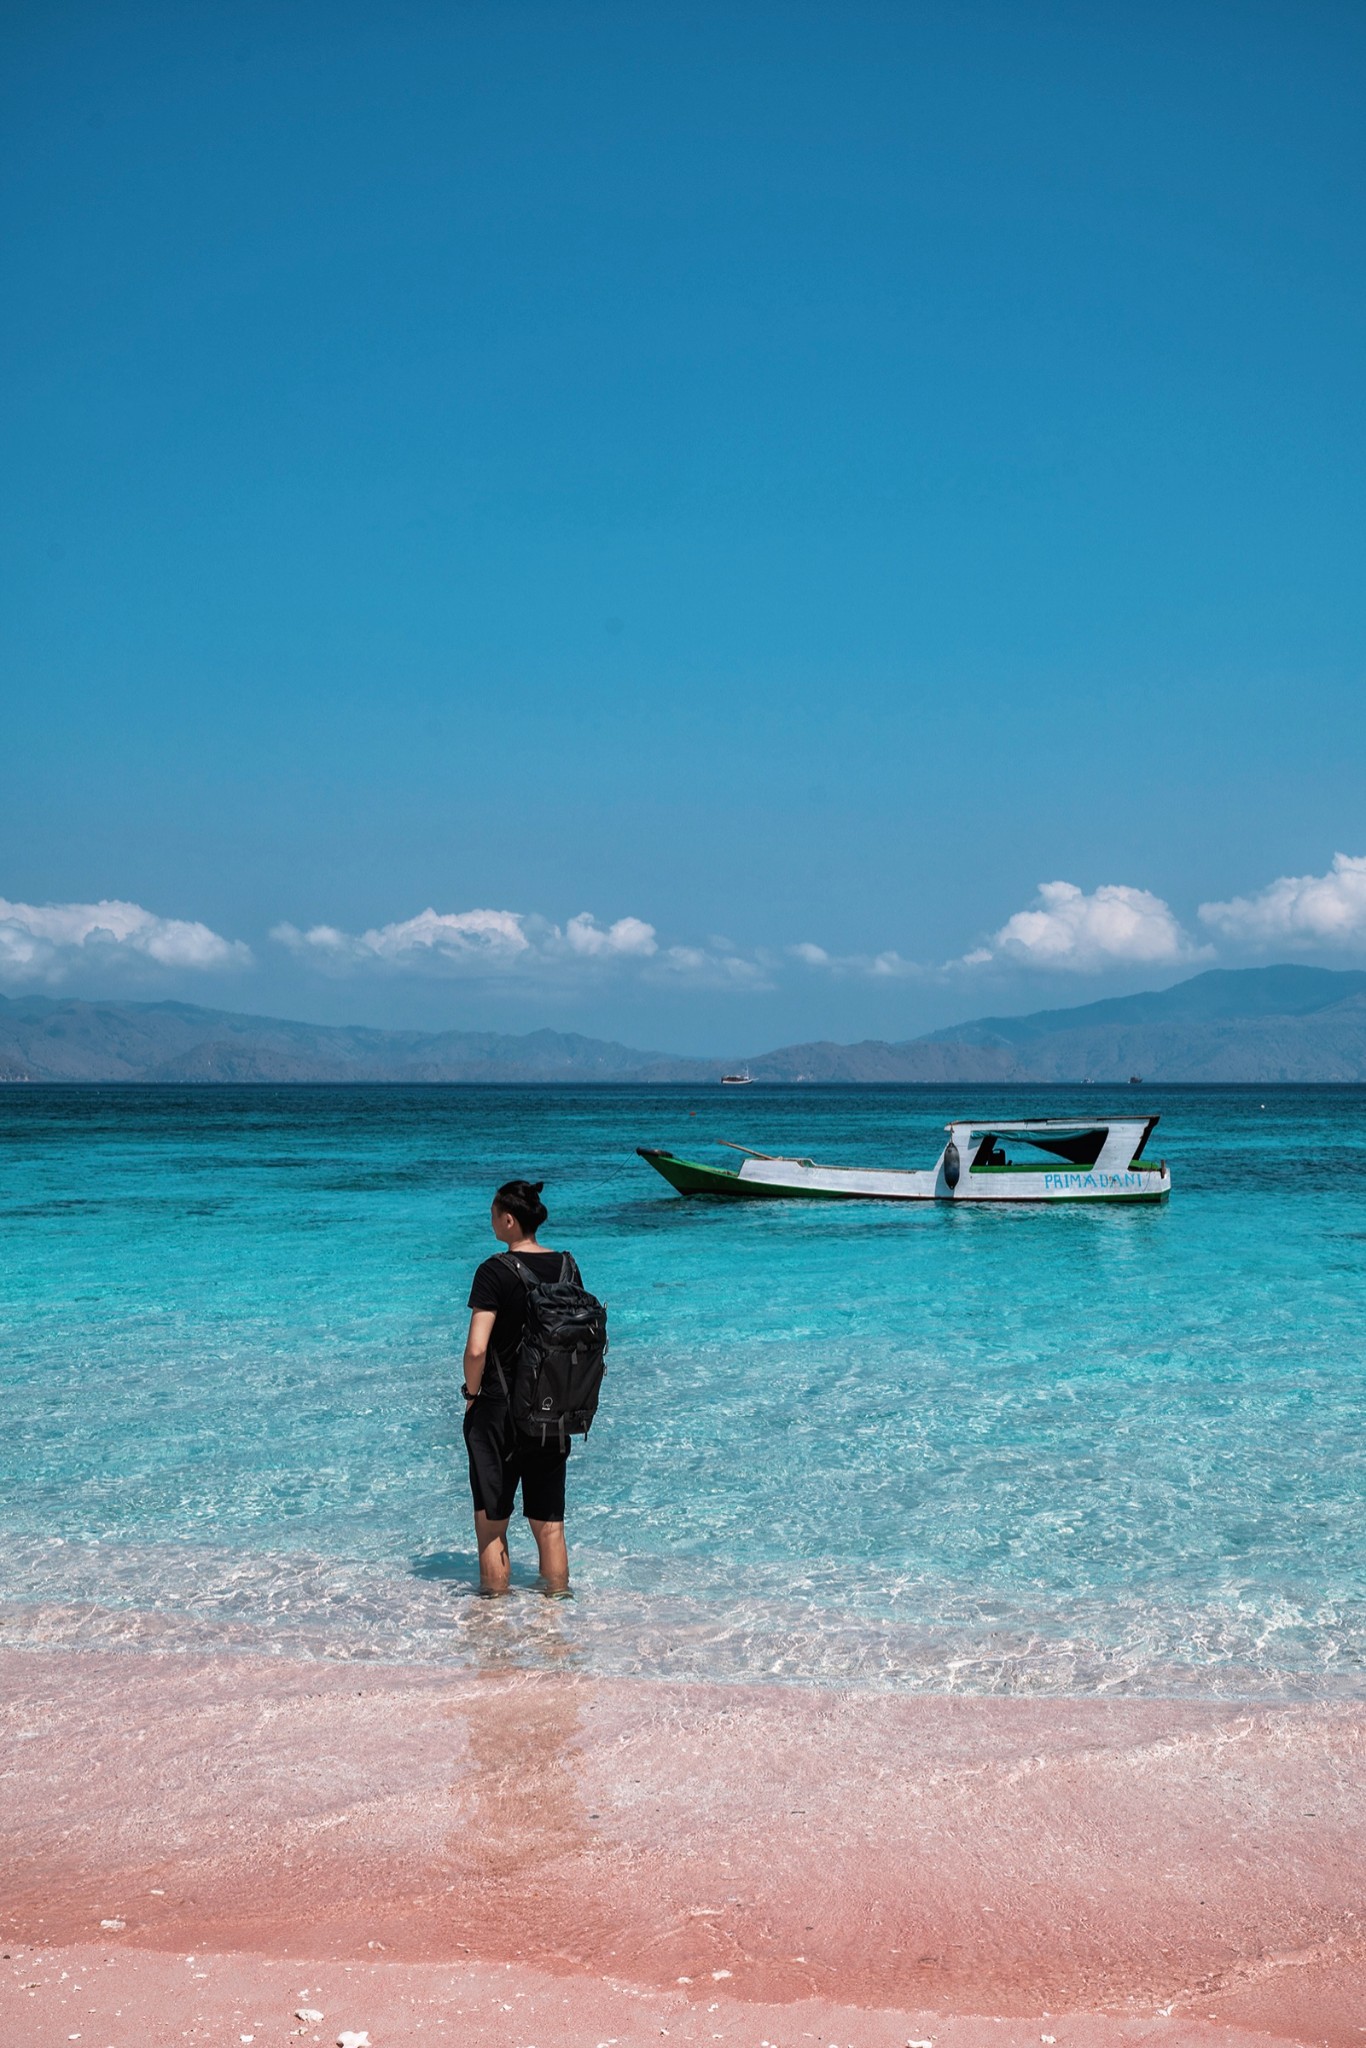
top-left (970, 1127), bottom-right (1108, 1169)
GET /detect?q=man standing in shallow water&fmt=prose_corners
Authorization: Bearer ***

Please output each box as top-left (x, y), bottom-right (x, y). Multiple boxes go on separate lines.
top-left (461, 1177), bottom-right (574, 1595)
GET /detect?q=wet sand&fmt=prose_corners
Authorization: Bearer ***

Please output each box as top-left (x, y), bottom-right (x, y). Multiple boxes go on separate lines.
top-left (2, 1647), bottom-right (1363, 2045)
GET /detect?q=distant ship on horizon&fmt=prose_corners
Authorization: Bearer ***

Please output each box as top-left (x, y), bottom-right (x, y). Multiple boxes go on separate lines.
top-left (720, 1070), bottom-right (754, 1085)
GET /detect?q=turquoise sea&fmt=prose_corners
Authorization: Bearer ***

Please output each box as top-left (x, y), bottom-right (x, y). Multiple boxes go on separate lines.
top-left (2, 1085), bottom-right (1363, 1697)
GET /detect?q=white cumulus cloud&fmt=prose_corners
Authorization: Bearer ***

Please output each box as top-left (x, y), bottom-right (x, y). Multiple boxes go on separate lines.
top-left (563, 912), bottom-right (657, 958)
top-left (273, 907), bottom-right (532, 967)
top-left (652, 944), bottom-right (773, 989)
top-left (272, 906), bottom-right (668, 977)
top-left (0, 896), bottom-right (251, 986)
top-left (789, 941), bottom-right (922, 979)
top-left (965, 880), bottom-right (1203, 972)
top-left (1199, 853), bottom-right (1366, 949)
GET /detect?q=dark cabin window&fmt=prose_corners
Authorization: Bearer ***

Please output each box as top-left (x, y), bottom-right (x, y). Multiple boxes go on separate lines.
top-left (1030, 1129), bottom-right (1106, 1166)
top-left (971, 1135), bottom-right (1009, 1168)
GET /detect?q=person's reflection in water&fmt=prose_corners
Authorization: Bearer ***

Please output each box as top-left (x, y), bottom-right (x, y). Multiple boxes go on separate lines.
top-left (440, 1664), bottom-right (596, 1955)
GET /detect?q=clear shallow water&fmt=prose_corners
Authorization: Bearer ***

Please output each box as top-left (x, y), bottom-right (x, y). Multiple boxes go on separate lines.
top-left (2, 1084), bottom-right (1363, 1696)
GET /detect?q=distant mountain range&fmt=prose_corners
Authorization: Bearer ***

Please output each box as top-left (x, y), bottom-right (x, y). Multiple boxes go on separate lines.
top-left (739, 965), bottom-right (1366, 1083)
top-left (4, 963), bottom-right (1366, 1084)
top-left (0, 995), bottom-right (710, 1084)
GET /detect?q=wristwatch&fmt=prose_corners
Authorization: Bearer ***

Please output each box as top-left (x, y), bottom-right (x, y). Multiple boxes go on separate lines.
top-left (462, 1384), bottom-right (478, 1401)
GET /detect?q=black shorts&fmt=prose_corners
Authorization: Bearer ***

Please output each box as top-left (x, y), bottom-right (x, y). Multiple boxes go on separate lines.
top-left (463, 1397), bottom-right (569, 1522)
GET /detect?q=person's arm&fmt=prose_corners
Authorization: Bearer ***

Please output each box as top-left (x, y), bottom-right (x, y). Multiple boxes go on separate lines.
top-left (462, 1309), bottom-right (497, 1402)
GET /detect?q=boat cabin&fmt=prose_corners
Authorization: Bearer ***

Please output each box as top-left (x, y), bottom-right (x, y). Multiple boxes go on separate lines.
top-left (943, 1116), bottom-right (1161, 1185)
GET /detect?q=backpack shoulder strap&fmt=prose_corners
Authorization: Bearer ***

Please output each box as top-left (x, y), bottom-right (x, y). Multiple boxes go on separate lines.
top-left (489, 1253), bottom-right (535, 1400)
top-left (500, 1250), bottom-right (579, 1287)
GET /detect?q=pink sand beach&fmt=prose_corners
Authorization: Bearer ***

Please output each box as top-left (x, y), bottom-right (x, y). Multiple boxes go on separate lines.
top-left (2, 1647), bottom-right (1363, 2047)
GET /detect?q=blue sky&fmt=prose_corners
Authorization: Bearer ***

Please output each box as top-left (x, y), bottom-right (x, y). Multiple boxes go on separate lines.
top-left (2, 0), bottom-right (1364, 1052)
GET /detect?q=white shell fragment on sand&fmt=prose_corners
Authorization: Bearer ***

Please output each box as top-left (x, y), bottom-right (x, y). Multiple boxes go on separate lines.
top-left (295, 2013), bottom-right (324, 2025)
top-left (337, 2034), bottom-right (371, 2048)
top-left (99, 1919), bottom-right (126, 1931)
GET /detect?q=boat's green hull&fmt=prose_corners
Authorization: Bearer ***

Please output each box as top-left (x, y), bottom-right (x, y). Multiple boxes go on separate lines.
top-left (636, 1147), bottom-right (856, 1199)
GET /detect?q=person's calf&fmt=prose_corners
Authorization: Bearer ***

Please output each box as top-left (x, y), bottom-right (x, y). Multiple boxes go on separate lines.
top-left (474, 1510), bottom-right (512, 1593)
top-left (528, 1516), bottom-right (569, 1592)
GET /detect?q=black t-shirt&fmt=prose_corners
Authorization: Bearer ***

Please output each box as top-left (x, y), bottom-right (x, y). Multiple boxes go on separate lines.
top-left (468, 1250), bottom-right (572, 1395)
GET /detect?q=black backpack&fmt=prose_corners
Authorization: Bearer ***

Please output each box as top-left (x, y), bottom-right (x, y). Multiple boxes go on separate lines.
top-left (494, 1251), bottom-right (608, 1448)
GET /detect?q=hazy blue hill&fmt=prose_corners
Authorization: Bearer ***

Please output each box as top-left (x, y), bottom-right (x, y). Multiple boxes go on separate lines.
top-left (911, 966), bottom-right (1366, 1082)
top-left (7, 966), bottom-right (1366, 1083)
top-left (745, 1036), bottom-right (1017, 1083)
top-left (0, 995), bottom-right (714, 1083)
top-left (927, 966), bottom-right (1366, 1043)
top-left (747, 967), bottom-right (1366, 1082)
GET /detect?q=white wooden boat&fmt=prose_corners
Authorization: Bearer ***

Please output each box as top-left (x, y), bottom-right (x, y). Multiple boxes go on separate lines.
top-left (638, 1115), bottom-right (1170, 1203)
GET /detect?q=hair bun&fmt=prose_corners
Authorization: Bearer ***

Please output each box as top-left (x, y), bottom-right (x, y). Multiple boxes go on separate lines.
top-left (493, 1177), bottom-right (550, 1232)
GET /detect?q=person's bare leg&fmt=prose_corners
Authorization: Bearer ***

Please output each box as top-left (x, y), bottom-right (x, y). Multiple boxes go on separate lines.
top-left (528, 1517), bottom-right (569, 1592)
top-left (474, 1510), bottom-right (511, 1593)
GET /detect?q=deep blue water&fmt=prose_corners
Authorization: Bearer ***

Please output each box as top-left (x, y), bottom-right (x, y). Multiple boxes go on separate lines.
top-left (2, 1085), bottom-right (1363, 1696)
